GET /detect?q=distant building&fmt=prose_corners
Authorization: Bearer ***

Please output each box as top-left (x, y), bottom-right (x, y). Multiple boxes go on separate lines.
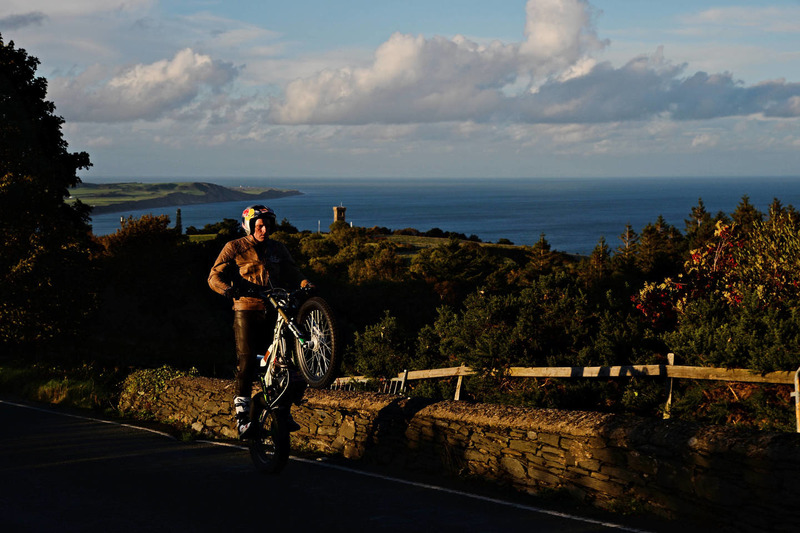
top-left (333, 205), bottom-right (346, 223)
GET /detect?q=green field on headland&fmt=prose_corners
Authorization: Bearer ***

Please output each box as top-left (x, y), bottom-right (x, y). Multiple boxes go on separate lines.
top-left (69, 181), bottom-right (301, 214)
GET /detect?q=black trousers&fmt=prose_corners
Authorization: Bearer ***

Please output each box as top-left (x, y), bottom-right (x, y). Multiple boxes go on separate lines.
top-left (233, 309), bottom-right (277, 397)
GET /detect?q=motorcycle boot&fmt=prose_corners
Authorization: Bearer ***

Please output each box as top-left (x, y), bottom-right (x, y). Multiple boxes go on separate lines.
top-left (234, 396), bottom-right (255, 439)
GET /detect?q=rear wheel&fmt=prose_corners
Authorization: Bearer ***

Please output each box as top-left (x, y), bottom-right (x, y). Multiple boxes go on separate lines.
top-left (248, 409), bottom-right (289, 474)
top-left (295, 296), bottom-right (340, 388)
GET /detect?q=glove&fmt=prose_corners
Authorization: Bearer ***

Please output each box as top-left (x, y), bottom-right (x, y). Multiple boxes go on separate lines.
top-left (224, 285), bottom-right (240, 300)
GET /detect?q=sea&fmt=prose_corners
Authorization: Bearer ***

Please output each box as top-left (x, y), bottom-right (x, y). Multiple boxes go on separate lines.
top-left (86, 176), bottom-right (800, 256)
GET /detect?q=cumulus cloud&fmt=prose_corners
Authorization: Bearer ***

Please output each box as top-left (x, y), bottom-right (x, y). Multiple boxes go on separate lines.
top-left (49, 48), bottom-right (238, 122)
top-left (520, 0), bottom-right (606, 73)
top-left (270, 0), bottom-right (602, 125)
top-left (271, 33), bottom-right (520, 124)
top-left (515, 49), bottom-right (800, 123)
top-left (269, 0), bottom-right (800, 127)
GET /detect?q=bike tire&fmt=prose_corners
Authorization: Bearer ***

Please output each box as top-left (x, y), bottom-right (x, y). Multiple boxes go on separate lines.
top-left (295, 296), bottom-right (340, 389)
top-left (249, 409), bottom-right (290, 474)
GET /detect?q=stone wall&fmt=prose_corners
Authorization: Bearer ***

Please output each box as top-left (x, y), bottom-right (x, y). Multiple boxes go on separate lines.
top-left (119, 375), bottom-right (800, 531)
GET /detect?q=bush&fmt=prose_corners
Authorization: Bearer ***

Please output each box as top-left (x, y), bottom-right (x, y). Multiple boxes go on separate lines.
top-left (348, 311), bottom-right (413, 377)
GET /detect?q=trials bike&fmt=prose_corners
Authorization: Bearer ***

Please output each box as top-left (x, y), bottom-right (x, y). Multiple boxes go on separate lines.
top-left (240, 284), bottom-right (340, 473)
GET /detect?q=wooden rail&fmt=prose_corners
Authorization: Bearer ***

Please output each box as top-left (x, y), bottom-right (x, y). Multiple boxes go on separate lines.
top-left (395, 364), bottom-right (795, 384)
top-left (332, 360), bottom-right (800, 431)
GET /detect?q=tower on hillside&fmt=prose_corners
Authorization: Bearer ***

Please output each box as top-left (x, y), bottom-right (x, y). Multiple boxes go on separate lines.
top-left (333, 205), bottom-right (346, 223)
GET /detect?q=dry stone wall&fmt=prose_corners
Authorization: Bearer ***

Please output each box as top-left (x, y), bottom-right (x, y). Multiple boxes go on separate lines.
top-left (119, 375), bottom-right (800, 531)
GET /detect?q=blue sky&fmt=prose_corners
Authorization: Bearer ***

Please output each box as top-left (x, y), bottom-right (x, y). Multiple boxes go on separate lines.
top-left (1, 0), bottom-right (799, 179)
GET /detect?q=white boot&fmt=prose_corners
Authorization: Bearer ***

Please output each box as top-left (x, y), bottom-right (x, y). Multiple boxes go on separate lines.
top-left (233, 396), bottom-right (252, 438)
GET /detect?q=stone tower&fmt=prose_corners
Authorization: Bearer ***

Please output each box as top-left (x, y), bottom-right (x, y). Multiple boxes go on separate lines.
top-left (333, 205), bottom-right (346, 223)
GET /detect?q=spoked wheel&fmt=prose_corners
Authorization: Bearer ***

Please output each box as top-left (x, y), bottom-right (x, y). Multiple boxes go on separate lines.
top-left (248, 408), bottom-right (289, 474)
top-left (295, 296), bottom-right (340, 388)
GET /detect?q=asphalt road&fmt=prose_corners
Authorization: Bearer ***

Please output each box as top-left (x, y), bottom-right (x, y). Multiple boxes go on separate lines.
top-left (0, 399), bottom-right (662, 533)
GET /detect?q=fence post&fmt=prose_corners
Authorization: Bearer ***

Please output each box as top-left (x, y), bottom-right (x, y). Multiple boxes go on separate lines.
top-left (400, 369), bottom-right (408, 394)
top-left (794, 366), bottom-right (800, 433)
top-left (664, 353), bottom-right (675, 419)
top-left (454, 365), bottom-right (464, 401)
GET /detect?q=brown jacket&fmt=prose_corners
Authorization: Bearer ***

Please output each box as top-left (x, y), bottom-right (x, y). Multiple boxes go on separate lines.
top-left (208, 235), bottom-right (305, 310)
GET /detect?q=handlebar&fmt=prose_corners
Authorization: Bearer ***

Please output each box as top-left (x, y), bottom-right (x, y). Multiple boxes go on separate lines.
top-left (231, 278), bottom-right (314, 303)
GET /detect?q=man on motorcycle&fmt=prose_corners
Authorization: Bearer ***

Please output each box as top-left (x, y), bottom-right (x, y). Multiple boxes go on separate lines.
top-left (208, 205), bottom-right (311, 438)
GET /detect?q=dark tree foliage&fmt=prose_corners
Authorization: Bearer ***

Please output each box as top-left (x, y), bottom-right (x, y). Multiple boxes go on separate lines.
top-left (583, 236), bottom-right (611, 285)
top-left (0, 35), bottom-right (94, 354)
top-left (410, 236), bottom-right (511, 304)
top-left (185, 217), bottom-right (243, 237)
top-left (730, 195), bottom-right (762, 236)
top-left (348, 310), bottom-right (414, 377)
top-left (635, 215), bottom-right (685, 280)
top-left (89, 215), bottom-right (231, 371)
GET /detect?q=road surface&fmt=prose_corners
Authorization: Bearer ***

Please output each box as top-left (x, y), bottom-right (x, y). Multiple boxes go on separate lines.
top-left (0, 399), bottom-right (667, 532)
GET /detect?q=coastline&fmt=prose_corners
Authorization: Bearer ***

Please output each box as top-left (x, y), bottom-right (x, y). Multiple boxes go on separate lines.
top-left (72, 182), bottom-right (303, 215)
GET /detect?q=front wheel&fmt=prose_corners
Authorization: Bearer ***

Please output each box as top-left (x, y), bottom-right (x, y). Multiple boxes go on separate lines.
top-left (249, 409), bottom-right (290, 474)
top-left (295, 296), bottom-right (340, 388)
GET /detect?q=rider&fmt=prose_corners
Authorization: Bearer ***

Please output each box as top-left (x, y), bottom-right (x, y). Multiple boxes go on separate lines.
top-left (208, 205), bottom-right (311, 438)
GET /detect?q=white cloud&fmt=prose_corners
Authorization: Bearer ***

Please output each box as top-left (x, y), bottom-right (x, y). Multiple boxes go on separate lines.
top-left (517, 51), bottom-right (778, 124)
top-left (49, 48), bottom-right (238, 122)
top-left (685, 7), bottom-right (800, 33)
top-left (270, 0), bottom-right (603, 125)
top-left (85, 136), bottom-right (113, 148)
top-left (691, 133), bottom-right (719, 148)
top-left (270, 32), bottom-right (518, 124)
top-left (269, 1), bottom-right (800, 128)
top-left (520, 0), bottom-right (606, 73)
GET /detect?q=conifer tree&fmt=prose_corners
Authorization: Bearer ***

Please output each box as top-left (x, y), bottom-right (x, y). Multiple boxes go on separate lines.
top-left (614, 222), bottom-right (639, 271)
top-left (635, 216), bottom-right (685, 279)
top-left (730, 195), bottom-right (762, 236)
top-left (684, 198), bottom-right (713, 249)
top-left (528, 232), bottom-right (556, 273)
top-left (175, 208), bottom-right (183, 235)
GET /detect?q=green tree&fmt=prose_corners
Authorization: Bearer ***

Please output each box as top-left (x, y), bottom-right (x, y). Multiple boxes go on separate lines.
top-left (348, 311), bottom-right (413, 377)
top-left (730, 195), bottom-right (762, 236)
top-left (184, 217), bottom-right (242, 237)
top-left (616, 223), bottom-right (638, 256)
top-left (348, 242), bottom-right (407, 284)
top-left (0, 35), bottom-right (94, 354)
top-left (612, 222), bottom-right (639, 275)
top-left (684, 198), bottom-right (714, 249)
top-left (635, 216), bottom-right (685, 279)
top-left (510, 233), bottom-right (564, 284)
top-left (410, 236), bottom-right (509, 303)
top-left (583, 236), bottom-right (611, 283)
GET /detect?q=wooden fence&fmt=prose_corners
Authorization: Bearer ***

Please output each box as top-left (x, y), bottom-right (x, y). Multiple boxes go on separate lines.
top-left (331, 354), bottom-right (800, 432)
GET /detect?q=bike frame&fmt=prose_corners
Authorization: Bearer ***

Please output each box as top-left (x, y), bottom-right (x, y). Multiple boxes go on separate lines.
top-left (257, 289), bottom-right (307, 409)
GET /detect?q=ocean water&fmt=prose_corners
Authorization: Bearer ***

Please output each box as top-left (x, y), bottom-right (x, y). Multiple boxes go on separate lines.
top-left (87, 176), bottom-right (800, 255)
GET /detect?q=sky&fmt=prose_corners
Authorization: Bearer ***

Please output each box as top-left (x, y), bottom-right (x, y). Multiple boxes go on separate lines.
top-left (1, 0), bottom-right (799, 179)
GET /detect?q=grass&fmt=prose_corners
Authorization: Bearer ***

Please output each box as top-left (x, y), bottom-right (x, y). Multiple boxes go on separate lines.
top-left (188, 234), bottom-right (216, 243)
top-left (68, 182), bottom-right (283, 207)
top-left (0, 362), bottom-right (123, 414)
top-left (69, 182), bottom-right (202, 206)
top-left (381, 234), bottom-right (451, 248)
